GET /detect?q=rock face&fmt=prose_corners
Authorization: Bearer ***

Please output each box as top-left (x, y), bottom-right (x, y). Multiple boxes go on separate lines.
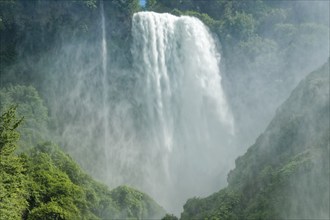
top-left (181, 60), bottom-right (330, 219)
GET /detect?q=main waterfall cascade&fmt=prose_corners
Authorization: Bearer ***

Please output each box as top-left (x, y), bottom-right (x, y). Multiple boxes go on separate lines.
top-left (46, 11), bottom-right (236, 214)
top-left (110, 12), bottom-right (234, 212)
top-left (101, 12), bottom-right (235, 213)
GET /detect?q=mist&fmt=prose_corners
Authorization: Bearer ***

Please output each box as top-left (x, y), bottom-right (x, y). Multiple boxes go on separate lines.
top-left (0, 0), bottom-right (328, 217)
top-left (222, 0), bottom-right (329, 148)
top-left (10, 9), bottom-right (236, 213)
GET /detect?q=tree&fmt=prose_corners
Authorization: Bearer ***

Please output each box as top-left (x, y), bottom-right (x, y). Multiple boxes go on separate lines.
top-left (0, 105), bottom-right (23, 155)
top-left (0, 106), bottom-right (28, 219)
top-left (146, 0), bottom-right (157, 9)
top-left (0, 85), bottom-right (49, 151)
top-left (162, 213), bottom-right (179, 220)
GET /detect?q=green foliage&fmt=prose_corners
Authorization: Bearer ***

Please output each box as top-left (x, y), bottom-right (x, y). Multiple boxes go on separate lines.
top-left (0, 0), bottom-right (140, 81)
top-left (0, 106), bottom-right (28, 220)
top-left (146, 0), bottom-right (157, 9)
top-left (83, 0), bottom-right (97, 9)
top-left (26, 146), bottom-right (84, 219)
top-left (0, 107), bottom-right (165, 219)
top-left (0, 85), bottom-right (49, 150)
top-left (27, 200), bottom-right (78, 220)
top-left (182, 11), bottom-right (219, 28)
top-left (181, 61), bottom-right (330, 219)
top-left (0, 105), bottom-right (23, 155)
top-left (161, 213), bottom-right (179, 220)
top-left (150, 0), bottom-right (329, 102)
top-left (182, 190), bottom-right (241, 220)
top-left (111, 185), bottom-right (166, 219)
top-left (28, 142), bottom-right (116, 219)
top-left (0, 0), bottom-right (97, 63)
top-left (224, 11), bottom-right (256, 41)
top-left (0, 155), bottom-right (29, 220)
top-left (1, 139), bottom-right (166, 219)
top-left (1, 1), bottom-right (328, 219)
top-left (24, 142), bottom-right (165, 219)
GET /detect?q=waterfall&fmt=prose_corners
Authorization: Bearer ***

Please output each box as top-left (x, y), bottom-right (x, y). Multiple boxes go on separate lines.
top-left (42, 10), bottom-right (235, 214)
top-left (100, 0), bottom-right (110, 168)
top-left (104, 12), bottom-right (234, 213)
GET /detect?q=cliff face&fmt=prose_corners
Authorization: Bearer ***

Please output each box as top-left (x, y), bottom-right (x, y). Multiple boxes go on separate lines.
top-left (181, 60), bottom-right (330, 219)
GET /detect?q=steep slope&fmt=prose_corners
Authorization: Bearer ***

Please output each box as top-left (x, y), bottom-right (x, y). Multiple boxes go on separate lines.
top-left (181, 60), bottom-right (330, 219)
top-left (0, 107), bottom-right (165, 220)
top-left (26, 143), bottom-right (166, 220)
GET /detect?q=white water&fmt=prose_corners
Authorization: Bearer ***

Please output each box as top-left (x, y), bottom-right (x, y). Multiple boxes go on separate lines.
top-left (109, 12), bottom-right (235, 213)
top-left (99, 12), bottom-right (236, 214)
top-left (41, 11), bottom-right (236, 214)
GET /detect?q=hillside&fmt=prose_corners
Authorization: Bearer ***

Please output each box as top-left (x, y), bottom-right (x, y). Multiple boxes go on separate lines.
top-left (181, 60), bottom-right (330, 219)
top-left (0, 107), bottom-right (165, 219)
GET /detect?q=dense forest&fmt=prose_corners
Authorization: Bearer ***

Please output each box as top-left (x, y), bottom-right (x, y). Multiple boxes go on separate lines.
top-left (0, 0), bottom-right (329, 219)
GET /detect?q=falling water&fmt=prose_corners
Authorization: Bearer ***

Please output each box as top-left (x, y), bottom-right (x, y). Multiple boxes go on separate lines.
top-left (100, 0), bottom-right (110, 168)
top-left (103, 12), bottom-right (235, 213)
top-left (42, 10), bottom-right (236, 214)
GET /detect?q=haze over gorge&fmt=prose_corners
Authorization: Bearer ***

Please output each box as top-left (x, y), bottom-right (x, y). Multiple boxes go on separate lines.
top-left (0, 0), bottom-right (329, 219)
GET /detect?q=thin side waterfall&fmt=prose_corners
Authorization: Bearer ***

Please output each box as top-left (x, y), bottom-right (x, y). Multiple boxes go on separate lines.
top-left (100, 0), bottom-right (110, 167)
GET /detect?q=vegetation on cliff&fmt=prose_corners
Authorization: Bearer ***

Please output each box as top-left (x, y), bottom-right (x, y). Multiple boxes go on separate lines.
top-left (0, 106), bottom-right (165, 219)
top-left (181, 61), bottom-right (329, 219)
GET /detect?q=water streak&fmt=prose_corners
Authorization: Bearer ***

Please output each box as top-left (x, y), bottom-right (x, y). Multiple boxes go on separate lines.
top-left (100, 0), bottom-right (110, 169)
